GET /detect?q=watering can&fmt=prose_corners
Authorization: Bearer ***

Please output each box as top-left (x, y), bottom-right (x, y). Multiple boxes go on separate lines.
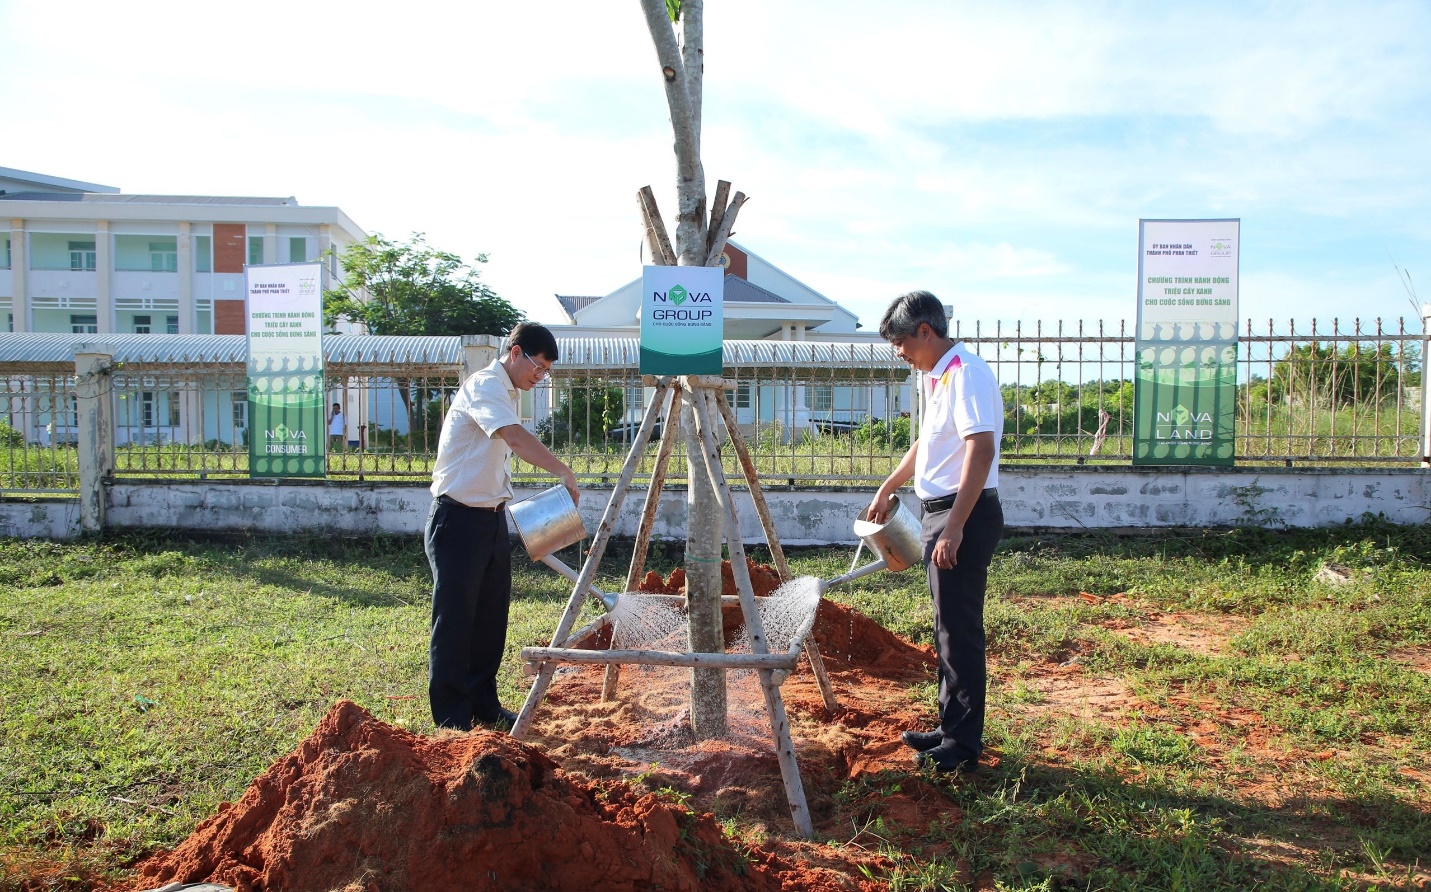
top-left (819, 496), bottom-right (923, 593)
top-left (508, 485), bottom-right (618, 610)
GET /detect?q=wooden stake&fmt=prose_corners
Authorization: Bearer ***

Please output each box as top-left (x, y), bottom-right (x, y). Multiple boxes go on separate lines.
top-left (637, 186), bottom-right (677, 267)
top-left (687, 381), bottom-right (813, 838)
top-left (705, 191), bottom-right (747, 266)
top-left (706, 180), bottom-right (730, 259)
top-left (714, 388), bottom-right (839, 713)
top-left (605, 382), bottom-right (682, 702)
top-left (511, 386), bottom-right (668, 740)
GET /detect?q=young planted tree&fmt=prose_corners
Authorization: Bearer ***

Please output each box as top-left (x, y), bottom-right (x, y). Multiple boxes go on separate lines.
top-left (638, 0), bottom-right (747, 739)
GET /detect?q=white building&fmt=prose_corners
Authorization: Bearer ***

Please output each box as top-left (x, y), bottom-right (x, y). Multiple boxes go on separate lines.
top-left (1, 166), bottom-right (367, 446)
top-left (0, 166), bottom-right (366, 337)
top-left (549, 242), bottom-right (906, 437)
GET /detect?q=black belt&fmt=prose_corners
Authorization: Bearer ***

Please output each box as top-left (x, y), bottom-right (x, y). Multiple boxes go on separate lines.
top-left (436, 494), bottom-right (506, 512)
top-left (921, 488), bottom-right (998, 513)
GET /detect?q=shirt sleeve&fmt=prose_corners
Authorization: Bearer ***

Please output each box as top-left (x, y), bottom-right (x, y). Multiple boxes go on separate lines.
top-left (463, 375), bottom-right (522, 437)
top-left (951, 365), bottom-right (1001, 436)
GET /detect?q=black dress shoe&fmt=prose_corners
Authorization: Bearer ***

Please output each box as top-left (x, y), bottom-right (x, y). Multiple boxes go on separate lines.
top-left (900, 729), bottom-right (943, 752)
top-left (475, 706), bottom-right (518, 731)
top-left (912, 743), bottom-right (980, 774)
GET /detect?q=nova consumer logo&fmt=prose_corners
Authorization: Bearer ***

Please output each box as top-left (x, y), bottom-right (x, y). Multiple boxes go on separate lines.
top-left (264, 424), bottom-right (310, 454)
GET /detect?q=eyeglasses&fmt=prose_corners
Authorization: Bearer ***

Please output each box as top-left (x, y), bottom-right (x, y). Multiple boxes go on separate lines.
top-left (521, 350), bottom-right (551, 380)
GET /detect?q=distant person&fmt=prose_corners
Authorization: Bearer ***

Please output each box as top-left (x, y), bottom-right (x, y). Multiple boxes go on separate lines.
top-left (328, 402), bottom-right (345, 452)
top-left (867, 291), bottom-right (1004, 774)
top-left (426, 322), bottom-right (580, 732)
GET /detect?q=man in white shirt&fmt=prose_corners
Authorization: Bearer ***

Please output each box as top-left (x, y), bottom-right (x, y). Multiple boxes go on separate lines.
top-left (868, 291), bottom-right (1004, 774)
top-left (426, 322), bottom-right (580, 731)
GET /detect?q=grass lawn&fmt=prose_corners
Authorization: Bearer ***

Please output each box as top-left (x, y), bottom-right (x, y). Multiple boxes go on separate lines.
top-left (1, 524), bottom-right (1429, 891)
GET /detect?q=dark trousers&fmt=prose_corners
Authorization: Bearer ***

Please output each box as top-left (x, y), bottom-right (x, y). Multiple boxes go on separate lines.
top-left (425, 497), bottom-right (512, 731)
top-left (922, 493), bottom-right (1003, 762)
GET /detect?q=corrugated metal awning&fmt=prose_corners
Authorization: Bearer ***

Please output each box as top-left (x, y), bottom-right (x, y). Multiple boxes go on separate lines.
top-left (0, 333), bottom-right (903, 373)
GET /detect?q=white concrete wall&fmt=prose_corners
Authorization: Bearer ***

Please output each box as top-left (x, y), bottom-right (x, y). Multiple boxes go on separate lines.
top-left (44, 466), bottom-right (1423, 543)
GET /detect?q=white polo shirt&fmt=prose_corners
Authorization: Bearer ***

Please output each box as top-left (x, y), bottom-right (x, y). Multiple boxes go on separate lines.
top-left (430, 360), bottom-right (523, 508)
top-left (914, 343), bottom-right (1003, 500)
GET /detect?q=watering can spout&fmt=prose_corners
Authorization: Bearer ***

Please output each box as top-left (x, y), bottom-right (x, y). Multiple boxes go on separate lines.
top-left (820, 558), bottom-right (889, 593)
top-left (540, 555), bottom-right (619, 611)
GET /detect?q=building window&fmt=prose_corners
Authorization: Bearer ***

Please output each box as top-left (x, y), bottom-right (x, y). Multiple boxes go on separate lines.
top-left (168, 395), bottom-right (181, 428)
top-left (288, 237), bottom-right (307, 263)
top-left (2, 236), bottom-right (10, 269)
top-left (806, 385), bottom-right (834, 413)
top-left (149, 241), bottom-right (178, 272)
top-left (195, 235), bottom-right (212, 273)
top-left (166, 315), bottom-right (179, 334)
top-left (248, 236), bottom-right (264, 266)
top-left (141, 392), bottom-right (156, 428)
top-left (71, 314), bottom-right (98, 334)
top-left (134, 315), bottom-right (152, 334)
top-left (725, 383), bottom-right (752, 409)
top-left (69, 241), bottom-right (97, 271)
top-left (232, 392), bottom-right (248, 431)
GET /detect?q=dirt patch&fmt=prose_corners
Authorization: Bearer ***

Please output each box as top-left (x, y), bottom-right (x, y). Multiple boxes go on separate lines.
top-left (1105, 611), bottom-right (1247, 656)
top-left (1007, 665), bottom-right (1138, 719)
top-left (1390, 646), bottom-right (1431, 674)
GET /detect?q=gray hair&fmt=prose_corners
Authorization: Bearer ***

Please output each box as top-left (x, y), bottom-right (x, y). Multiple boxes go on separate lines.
top-left (879, 291), bottom-right (948, 341)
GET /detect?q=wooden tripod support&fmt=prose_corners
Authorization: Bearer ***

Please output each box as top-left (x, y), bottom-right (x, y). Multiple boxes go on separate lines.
top-left (510, 374), bottom-right (837, 838)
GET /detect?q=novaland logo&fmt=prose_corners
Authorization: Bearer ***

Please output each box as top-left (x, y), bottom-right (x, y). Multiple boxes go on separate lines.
top-left (669, 284), bottom-right (688, 305)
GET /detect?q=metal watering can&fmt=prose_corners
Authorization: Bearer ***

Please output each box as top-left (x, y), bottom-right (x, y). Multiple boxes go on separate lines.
top-left (819, 496), bottom-right (923, 593)
top-left (508, 485), bottom-right (618, 610)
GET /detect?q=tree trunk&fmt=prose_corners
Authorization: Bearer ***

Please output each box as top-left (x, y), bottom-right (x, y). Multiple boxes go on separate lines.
top-left (639, 0), bottom-right (725, 738)
top-left (683, 391), bottom-right (726, 738)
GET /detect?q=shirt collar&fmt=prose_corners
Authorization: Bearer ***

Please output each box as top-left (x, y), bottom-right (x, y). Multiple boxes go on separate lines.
top-left (489, 359), bottom-right (519, 399)
top-left (927, 344), bottom-right (961, 391)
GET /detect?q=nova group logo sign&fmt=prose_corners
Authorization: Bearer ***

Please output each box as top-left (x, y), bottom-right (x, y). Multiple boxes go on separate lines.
top-left (640, 266), bottom-right (724, 375)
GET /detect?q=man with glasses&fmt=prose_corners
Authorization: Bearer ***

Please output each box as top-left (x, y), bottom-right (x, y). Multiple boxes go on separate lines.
top-left (426, 322), bottom-right (580, 732)
top-left (868, 291), bottom-right (1004, 775)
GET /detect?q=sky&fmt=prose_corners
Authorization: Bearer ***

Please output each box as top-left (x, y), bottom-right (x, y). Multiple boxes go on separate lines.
top-left (2, 0), bottom-right (1428, 335)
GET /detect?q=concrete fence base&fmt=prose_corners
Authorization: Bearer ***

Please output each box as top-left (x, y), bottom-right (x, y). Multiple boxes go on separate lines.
top-left (4, 467), bottom-right (1427, 542)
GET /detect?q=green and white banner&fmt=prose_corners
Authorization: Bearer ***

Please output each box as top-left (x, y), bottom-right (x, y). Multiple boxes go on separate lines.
top-left (640, 265), bottom-right (724, 375)
top-left (1133, 219), bottom-right (1240, 466)
top-left (246, 262), bottom-right (325, 477)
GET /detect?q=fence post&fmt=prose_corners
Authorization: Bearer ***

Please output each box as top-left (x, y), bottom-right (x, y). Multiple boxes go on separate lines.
top-left (75, 349), bottom-right (115, 533)
top-left (461, 335), bottom-right (503, 381)
top-left (1421, 304), bottom-right (1430, 469)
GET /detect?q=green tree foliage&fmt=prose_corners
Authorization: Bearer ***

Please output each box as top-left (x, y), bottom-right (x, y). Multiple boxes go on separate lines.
top-left (324, 234), bottom-right (523, 436)
top-left (323, 233), bottom-right (522, 337)
top-left (536, 382), bottom-right (625, 448)
top-left (1270, 342), bottom-right (1420, 408)
top-left (1001, 379), bottom-right (1134, 438)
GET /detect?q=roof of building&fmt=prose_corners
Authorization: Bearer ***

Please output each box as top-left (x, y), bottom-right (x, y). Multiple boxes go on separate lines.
top-left (553, 295), bottom-right (601, 321)
top-left (0, 333), bottom-right (903, 374)
top-left (0, 166), bottom-right (119, 194)
top-left (0, 192), bottom-right (299, 206)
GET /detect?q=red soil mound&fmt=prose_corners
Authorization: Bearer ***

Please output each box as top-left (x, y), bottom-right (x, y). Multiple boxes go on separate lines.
top-left (131, 700), bottom-right (856, 892)
top-left (130, 560), bottom-right (945, 892)
top-left (637, 558), bottom-right (783, 598)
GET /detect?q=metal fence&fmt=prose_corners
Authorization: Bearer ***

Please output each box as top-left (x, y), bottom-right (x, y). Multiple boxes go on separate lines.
top-left (1, 318), bottom-right (1426, 498)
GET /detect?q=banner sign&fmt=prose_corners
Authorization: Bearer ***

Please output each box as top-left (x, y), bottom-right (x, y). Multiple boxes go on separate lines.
top-left (639, 265), bottom-right (724, 375)
top-left (246, 262), bottom-right (325, 477)
top-left (1133, 219), bottom-right (1240, 466)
